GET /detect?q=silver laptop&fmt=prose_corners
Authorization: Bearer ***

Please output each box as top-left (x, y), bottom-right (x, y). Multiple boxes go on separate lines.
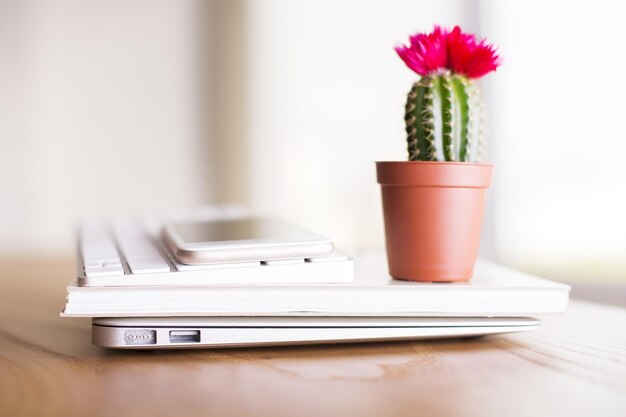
top-left (92, 316), bottom-right (539, 349)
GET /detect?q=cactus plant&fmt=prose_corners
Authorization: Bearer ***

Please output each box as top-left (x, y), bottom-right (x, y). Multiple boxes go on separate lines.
top-left (395, 26), bottom-right (500, 162)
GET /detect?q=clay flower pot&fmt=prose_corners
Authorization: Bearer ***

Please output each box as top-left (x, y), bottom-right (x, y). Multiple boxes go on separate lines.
top-left (376, 161), bottom-right (493, 282)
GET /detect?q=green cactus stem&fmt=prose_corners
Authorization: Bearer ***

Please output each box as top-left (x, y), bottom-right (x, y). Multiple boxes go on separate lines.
top-left (404, 78), bottom-right (436, 161)
top-left (404, 72), bottom-right (482, 162)
top-left (451, 76), bottom-right (470, 161)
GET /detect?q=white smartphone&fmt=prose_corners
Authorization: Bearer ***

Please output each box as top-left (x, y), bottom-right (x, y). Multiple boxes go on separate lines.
top-left (162, 217), bottom-right (335, 265)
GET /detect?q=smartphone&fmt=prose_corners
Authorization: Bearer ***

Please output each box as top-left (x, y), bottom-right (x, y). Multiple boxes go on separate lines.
top-left (162, 217), bottom-right (335, 265)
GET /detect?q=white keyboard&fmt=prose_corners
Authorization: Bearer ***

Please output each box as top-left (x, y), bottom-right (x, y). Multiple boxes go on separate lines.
top-left (77, 220), bottom-right (354, 287)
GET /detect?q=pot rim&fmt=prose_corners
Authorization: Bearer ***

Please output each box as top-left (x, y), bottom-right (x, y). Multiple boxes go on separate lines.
top-left (376, 160), bottom-right (493, 188)
top-left (375, 160), bottom-right (493, 168)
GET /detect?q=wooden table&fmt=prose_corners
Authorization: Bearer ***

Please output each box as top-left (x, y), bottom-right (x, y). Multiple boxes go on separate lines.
top-left (1, 258), bottom-right (625, 417)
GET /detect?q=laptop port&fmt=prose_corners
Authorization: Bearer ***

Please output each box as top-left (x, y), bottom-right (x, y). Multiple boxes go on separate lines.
top-left (169, 330), bottom-right (201, 343)
top-left (124, 330), bottom-right (157, 345)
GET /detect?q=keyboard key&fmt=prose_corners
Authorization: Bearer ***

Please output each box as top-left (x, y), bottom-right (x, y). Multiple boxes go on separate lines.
top-left (84, 260), bottom-right (123, 268)
top-left (79, 221), bottom-right (124, 276)
top-left (84, 265), bottom-right (124, 277)
top-left (127, 256), bottom-right (171, 274)
top-left (112, 220), bottom-right (171, 275)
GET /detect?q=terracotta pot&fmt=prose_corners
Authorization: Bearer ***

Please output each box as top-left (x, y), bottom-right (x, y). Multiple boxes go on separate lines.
top-left (376, 161), bottom-right (493, 282)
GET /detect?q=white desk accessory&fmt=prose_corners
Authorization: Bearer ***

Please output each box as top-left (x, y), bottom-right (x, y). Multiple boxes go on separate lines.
top-left (77, 215), bottom-right (353, 287)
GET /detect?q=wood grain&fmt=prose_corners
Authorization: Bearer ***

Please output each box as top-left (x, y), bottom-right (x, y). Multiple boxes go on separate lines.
top-left (1, 257), bottom-right (625, 417)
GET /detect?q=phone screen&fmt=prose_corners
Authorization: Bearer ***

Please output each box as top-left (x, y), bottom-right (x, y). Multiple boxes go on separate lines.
top-left (173, 218), bottom-right (319, 244)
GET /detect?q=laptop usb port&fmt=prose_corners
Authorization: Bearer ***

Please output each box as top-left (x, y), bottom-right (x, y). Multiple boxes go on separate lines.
top-left (169, 330), bottom-right (201, 343)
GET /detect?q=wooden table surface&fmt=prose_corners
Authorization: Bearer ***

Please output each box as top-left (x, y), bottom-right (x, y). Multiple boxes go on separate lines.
top-left (1, 258), bottom-right (625, 417)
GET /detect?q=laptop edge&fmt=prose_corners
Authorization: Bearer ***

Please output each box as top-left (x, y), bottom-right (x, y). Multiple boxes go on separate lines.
top-left (92, 316), bottom-right (539, 349)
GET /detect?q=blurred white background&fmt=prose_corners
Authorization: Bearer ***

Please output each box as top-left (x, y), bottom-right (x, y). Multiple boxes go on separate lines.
top-left (482, 0), bottom-right (626, 281)
top-left (1, 0), bottom-right (625, 286)
top-left (0, 0), bottom-right (211, 253)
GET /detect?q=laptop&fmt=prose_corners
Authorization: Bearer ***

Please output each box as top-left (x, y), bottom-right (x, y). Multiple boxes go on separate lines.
top-left (92, 316), bottom-right (540, 349)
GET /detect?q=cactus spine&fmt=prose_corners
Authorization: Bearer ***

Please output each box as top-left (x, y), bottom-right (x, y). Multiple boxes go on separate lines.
top-left (405, 72), bottom-right (482, 162)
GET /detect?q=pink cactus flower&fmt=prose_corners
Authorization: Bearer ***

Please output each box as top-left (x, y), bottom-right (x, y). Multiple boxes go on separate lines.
top-left (395, 26), bottom-right (501, 79)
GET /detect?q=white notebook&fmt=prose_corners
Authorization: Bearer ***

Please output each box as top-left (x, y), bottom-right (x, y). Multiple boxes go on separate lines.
top-left (62, 254), bottom-right (570, 318)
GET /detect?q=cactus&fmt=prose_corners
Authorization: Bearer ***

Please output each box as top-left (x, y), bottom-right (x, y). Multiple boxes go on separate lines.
top-left (395, 26), bottom-right (500, 162)
top-left (404, 73), bottom-right (483, 162)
